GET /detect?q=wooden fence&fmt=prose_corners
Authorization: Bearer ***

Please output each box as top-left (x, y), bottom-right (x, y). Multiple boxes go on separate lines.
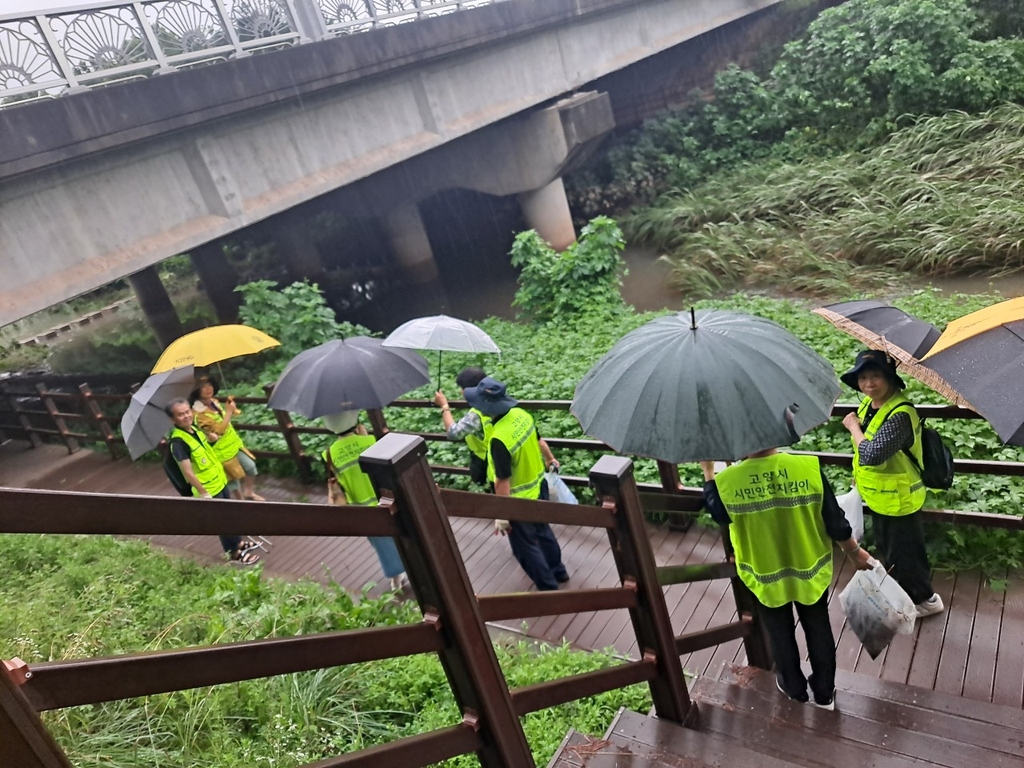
top-left (1, 436), bottom-right (733, 768)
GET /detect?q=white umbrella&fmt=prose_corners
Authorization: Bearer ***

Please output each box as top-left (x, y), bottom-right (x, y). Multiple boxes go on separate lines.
top-left (382, 314), bottom-right (500, 389)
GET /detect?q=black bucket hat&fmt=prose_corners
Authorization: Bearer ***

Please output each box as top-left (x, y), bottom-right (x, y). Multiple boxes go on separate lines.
top-left (464, 376), bottom-right (518, 417)
top-left (840, 349), bottom-right (906, 392)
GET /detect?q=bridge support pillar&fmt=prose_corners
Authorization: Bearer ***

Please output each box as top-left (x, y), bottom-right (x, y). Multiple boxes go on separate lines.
top-left (384, 202), bottom-right (440, 284)
top-left (276, 212), bottom-right (329, 288)
top-left (126, 267), bottom-right (183, 349)
top-left (517, 178), bottom-right (576, 252)
top-left (189, 242), bottom-right (240, 323)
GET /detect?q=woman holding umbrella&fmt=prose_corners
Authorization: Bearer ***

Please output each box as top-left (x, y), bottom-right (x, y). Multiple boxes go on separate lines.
top-left (322, 411), bottom-right (408, 592)
top-left (840, 349), bottom-right (944, 618)
top-left (191, 375), bottom-right (264, 501)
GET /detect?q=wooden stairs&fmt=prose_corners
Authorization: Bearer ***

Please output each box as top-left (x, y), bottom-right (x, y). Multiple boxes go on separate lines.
top-left (548, 663), bottom-right (1024, 767)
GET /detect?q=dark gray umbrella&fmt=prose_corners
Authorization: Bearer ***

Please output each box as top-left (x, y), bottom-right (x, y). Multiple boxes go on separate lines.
top-left (120, 365), bottom-right (195, 460)
top-left (571, 309), bottom-right (841, 462)
top-left (812, 300), bottom-right (941, 361)
top-left (267, 337), bottom-right (429, 418)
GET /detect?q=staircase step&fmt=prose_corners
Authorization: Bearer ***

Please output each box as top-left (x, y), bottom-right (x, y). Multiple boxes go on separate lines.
top-left (692, 673), bottom-right (1018, 768)
top-left (712, 663), bottom-right (1024, 759)
top-left (547, 708), bottom-right (805, 767)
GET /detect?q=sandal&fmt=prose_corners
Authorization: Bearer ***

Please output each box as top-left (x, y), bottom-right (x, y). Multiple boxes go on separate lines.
top-left (238, 539), bottom-right (261, 553)
top-left (230, 549), bottom-right (260, 566)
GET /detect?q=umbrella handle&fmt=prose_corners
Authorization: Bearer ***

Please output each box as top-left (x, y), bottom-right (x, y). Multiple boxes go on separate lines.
top-left (437, 349), bottom-right (442, 393)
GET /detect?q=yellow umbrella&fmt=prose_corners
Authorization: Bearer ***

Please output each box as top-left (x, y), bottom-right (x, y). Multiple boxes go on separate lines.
top-left (151, 325), bottom-right (281, 373)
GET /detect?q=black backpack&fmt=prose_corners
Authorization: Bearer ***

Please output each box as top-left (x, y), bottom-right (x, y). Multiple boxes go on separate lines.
top-left (895, 405), bottom-right (955, 490)
top-left (162, 440), bottom-right (193, 497)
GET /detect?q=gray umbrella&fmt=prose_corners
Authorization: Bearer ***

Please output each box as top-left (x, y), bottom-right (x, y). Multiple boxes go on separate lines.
top-left (120, 365), bottom-right (195, 460)
top-left (267, 336), bottom-right (429, 418)
top-left (571, 309), bottom-right (841, 463)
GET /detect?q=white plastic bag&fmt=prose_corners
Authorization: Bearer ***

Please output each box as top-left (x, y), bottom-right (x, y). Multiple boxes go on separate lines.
top-left (545, 471), bottom-right (578, 504)
top-left (836, 486), bottom-right (864, 542)
top-left (839, 561), bottom-right (916, 659)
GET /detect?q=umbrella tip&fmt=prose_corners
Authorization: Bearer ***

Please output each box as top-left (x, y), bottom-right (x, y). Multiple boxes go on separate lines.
top-left (689, 307), bottom-right (697, 330)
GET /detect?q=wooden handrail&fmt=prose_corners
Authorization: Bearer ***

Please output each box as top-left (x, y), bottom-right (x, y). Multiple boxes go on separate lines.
top-left (658, 561), bottom-right (737, 586)
top-left (0, 489), bottom-right (399, 538)
top-left (439, 488), bottom-right (618, 528)
top-left (21, 624), bottom-right (445, 711)
top-left (675, 617), bottom-right (754, 655)
top-left (477, 586), bottom-right (638, 622)
top-left (510, 657), bottom-right (658, 716)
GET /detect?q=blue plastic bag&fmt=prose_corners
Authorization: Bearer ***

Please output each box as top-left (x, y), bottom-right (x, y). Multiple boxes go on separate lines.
top-left (545, 471), bottom-right (578, 504)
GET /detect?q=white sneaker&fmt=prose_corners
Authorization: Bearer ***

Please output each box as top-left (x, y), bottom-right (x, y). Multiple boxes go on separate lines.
top-left (389, 574), bottom-right (409, 591)
top-left (811, 692), bottom-right (836, 711)
top-left (915, 594), bottom-right (945, 618)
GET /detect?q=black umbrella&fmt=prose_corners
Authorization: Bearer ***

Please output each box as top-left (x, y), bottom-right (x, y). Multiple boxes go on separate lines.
top-left (571, 309), bottom-right (841, 462)
top-left (812, 300), bottom-right (940, 361)
top-left (813, 300), bottom-right (972, 407)
top-left (922, 296), bottom-right (1024, 444)
top-left (267, 337), bottom-right (429, 418)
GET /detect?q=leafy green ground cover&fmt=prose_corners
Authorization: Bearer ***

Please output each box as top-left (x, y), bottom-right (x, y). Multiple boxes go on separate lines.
top-left (0, 534), bottom-right (650, 767)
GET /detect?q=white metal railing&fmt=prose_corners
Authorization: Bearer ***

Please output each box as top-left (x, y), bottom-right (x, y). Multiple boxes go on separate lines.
top-left (0, 0), bottom-right (492, 107)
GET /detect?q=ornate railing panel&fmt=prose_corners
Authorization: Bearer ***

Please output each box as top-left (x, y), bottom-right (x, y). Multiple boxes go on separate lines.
top-left (0, 0), bottom-right (493, 106)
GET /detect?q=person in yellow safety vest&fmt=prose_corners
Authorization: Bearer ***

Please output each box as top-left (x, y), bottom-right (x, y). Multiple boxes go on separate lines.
top-left (465, 377), bottom-right (569, 591)
top-left (434, 367), bottom-right (494, 486)
top-left (702, 450), bottom-right (872, 711)
top-left (164, 398), bottom-right (259, 565)
top-left (191, 375), bottom-right (264, 501)
top-left (322, 411), bottom-right (408, 592)
top-left (840, 349), bottom-right (944, 619)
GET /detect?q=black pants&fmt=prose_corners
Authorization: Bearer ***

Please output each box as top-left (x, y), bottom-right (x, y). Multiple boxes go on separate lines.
top-left (872, 511), bottom-right (933, 604)
top-left (211, 487), bottom-right (242, 554)
top-left (757, 592), bottom-right (835, 705)
top-left (508, 521), bottom-right (567, 591)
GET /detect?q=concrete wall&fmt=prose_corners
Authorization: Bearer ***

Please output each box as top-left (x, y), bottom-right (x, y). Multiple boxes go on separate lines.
top-left (0, 0), bottom-right (780, 326)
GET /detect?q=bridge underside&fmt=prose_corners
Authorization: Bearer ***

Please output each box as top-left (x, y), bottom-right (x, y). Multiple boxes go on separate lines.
top-left (0, 0), bottom-right (780, 327)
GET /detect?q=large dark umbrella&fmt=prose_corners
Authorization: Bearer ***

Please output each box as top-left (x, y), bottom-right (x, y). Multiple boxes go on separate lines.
top-left (120, 365), bottom-right (195, 460)
top-left (813, 300), bottom-right (971, 407)
top-left (267, 337), bottom-right (429, 418)
top-left (812, 300), bottom-right (940, 361)
top-left (571, 309), bottom-right (841, 462)
top-left (922, 296), bottom-right (1024, 444)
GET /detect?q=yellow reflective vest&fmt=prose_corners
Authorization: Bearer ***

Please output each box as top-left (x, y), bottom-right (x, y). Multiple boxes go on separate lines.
top-left (464, 408), bottom-right (495, 482)
top-left (716, 453), bottom-right (832, 608)
top-left (488, 407), bottom-right (545, 500)
top-left (852, 394), bottom-right (925, 517)
top-left (324, 433), bottom-right (378, 506)
top-left (170, 426), bottom-right (228, 497)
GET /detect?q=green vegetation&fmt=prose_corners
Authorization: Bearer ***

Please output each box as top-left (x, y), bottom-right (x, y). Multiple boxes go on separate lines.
top-left (510, 216), bottom-right (627, 323)
top-left (628, 105), bottom-right (1024, 296)
top-left (0, 534), bottom-right (650, 768)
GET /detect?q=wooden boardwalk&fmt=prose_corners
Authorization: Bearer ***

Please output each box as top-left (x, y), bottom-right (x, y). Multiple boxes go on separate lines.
top-left (2, 439), bottom-right (1022, 709)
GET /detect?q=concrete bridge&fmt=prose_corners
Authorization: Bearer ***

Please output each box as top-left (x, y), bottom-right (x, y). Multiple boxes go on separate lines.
top-left (0, 0), bottom-right (781, 337)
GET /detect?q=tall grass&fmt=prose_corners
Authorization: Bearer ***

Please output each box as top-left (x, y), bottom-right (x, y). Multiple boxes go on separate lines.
top-left (628, 104), bottom-right (1024, 296)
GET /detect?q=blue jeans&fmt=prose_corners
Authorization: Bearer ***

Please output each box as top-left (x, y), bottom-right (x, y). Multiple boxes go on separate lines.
top-left (369, 536), bottom-right (405, 579)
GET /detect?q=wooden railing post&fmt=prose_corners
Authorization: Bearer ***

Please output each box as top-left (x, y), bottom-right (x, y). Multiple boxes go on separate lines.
top-left (79, 384), bottom-right (119, 459)
top-left (718, 525), bottom-right (773, 670)
top-left (0, 664), bottom-right (74, 768)
top-left (1, 385), bottom-right (42, 448)
top-left (360, 433), bottom-right (535, 768)
top-left (262, 384), bottom-right (313, 484)
top-left (589, 455), bottom-right (698, 727)
top-left (34, 384), bottom-right (79, 455)
top-left (366, 408), bottom-right (390, 440)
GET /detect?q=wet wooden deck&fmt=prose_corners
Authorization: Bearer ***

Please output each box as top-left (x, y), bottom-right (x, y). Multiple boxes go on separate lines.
top-left (2, 439), bottom-right (1022, 709)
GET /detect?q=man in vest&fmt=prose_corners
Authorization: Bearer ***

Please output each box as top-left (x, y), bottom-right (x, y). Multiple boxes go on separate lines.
top-left (840, 349), bottom-right (943, 617)
top-left (702, 449), bottom-right (872, 710)
top-left (164, 398), bottom-right (259, 565)
top-left (434, 367), bottom-right (492, 486)
top-left (465, 376), bottom-right (568, 591)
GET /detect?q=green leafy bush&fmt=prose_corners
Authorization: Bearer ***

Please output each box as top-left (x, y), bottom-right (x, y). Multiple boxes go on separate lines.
top-left (509, 216), bottom-right (627, 324)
